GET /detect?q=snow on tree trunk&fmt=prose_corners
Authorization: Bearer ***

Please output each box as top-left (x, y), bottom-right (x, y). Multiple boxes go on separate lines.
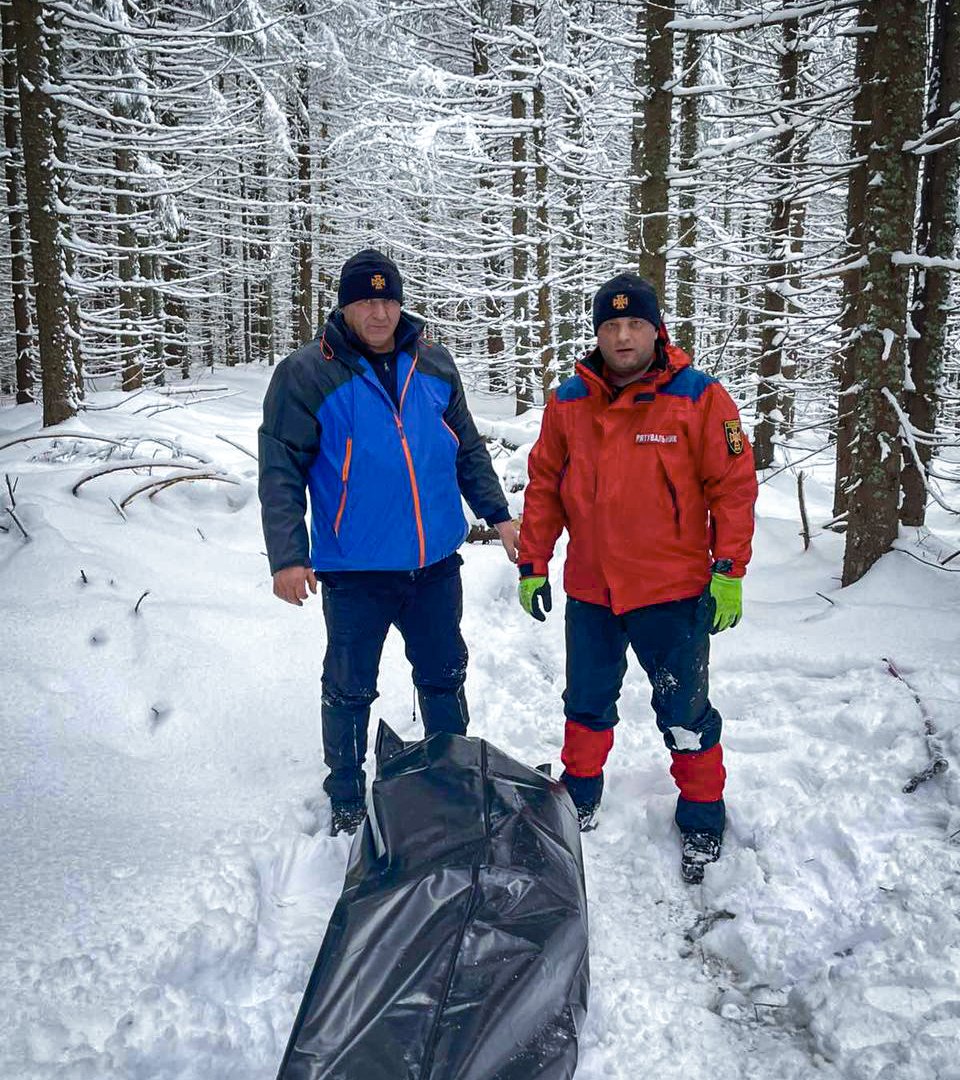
top-left (900, 0), bottom-right (960, 527)
top-left (2, 3), bottom-right (33, 404)
top-left (754, 20), bottom-right (801, 471)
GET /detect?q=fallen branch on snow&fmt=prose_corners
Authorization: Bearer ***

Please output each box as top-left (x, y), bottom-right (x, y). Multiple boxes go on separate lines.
top-left (119, 471), bottom-right (240, 510)
top-left (71, 459), bottom-right (203, 496)
top-left (884, 657), bottom-right (949, 793)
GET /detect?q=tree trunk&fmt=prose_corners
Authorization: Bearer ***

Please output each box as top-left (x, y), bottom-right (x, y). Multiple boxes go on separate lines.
top-left (532, 43), bottom-right (553, 401)
top-left (634, 0), bottom-right (673, 300)
top-left (842, 1), bottom-right (925, 587)
top-left (471, 1), bottom-right (507, 392)
top-left (116, 144), bottom-right (143, 391)
top-left (2, 4), bottom-right (33, 403)
top-left (900, 0), bottom-right (959, 525)
top-left (674, 28), bottom-right (701, 357)
top-left (12, 0), bottom-right (78, 426)
top-left (833, 7), bottom-right (877, 523)
top-left (510, 0), bottom-right (532, 415)
top-left (754, 20), bottom-right (800, 469)
top-left (291, 11), bottom-right (312, 348)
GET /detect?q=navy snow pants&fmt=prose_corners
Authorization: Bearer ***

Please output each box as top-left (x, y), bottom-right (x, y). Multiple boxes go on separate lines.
top-left (319, 553), bottom-right (469, 801)
top-left (562, 589), bottom-right (727, 836)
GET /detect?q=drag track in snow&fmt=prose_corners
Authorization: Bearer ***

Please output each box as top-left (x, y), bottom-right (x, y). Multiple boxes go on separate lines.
top-left (1, 369), bottom-right (959, 1080)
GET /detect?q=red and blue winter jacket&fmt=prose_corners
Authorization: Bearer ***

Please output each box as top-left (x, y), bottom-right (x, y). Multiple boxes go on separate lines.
top-left (518, 339), bottom-right (758, 615)
top-left (258, 311), bottom-right (509, 575)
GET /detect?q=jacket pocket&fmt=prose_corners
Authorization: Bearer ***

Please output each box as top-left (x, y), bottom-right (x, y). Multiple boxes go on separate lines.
top-left (658, 454), bottom-right (681, 532)
top-left (333, 436), bottom-right (353, 537)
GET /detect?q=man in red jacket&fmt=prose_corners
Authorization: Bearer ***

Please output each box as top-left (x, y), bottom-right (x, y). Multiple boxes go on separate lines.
top-left (517, 272), bottom-right (758, 883)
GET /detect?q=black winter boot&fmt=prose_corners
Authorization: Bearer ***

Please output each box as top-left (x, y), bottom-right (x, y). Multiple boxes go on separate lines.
top-left (680, 831), bottom-right (722, 884)
top-left (561, 771), bottom-right (604, 832)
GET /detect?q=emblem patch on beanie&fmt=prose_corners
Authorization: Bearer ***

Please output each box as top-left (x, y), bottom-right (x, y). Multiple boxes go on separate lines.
top-left (724, 419), bottom-right (744, 455)
top-left (612, 293), bottom-right (629, 311)
top-left (371, 273), bottom-right (386, 290)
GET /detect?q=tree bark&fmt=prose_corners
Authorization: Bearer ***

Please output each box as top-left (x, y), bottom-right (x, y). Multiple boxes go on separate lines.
top-left (12, 0), bottom-right (79, 426)
top-left (510, 0), bottom-right (532, 415)
top-left (674, 28), bottom-right (701, 357)
top-left (833, 7), bottom-right (877, 523)
top-left (471, 1), bottom-right (507, 392)
top-left (633, 0), bottom-right (673, 300)
top-left (2, 4), bottom-right (33, 403)
top-left (754, 20), bottom-right (800, 469)
top-left (900, 0), bottom-right (959, 526)
top-left (841, 0), bottom-right (926, 587)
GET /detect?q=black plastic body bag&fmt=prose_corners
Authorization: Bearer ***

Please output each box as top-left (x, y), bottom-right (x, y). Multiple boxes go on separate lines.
top-left (276, 722), bottom-right (590, 1080)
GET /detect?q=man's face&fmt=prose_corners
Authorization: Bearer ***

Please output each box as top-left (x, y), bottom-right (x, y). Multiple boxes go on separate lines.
top-left (596, 317), bottom-right (658, 381)
top-left (342, 298), bottom-right (401, 352)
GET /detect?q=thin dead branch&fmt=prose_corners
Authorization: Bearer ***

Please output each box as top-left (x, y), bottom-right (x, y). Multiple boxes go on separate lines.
top-left (884, 657), bottom-right (949, 793)
top-left (216, 434), bottom-right (258, 460)
top-left (797, 471), bottom-right (810, 551)
top-left (119, 471), bottom-right (240, 510)
top-left (5, 507), bottom-right (29, 540)
top-left (72, 460), bottom-right (202, 496)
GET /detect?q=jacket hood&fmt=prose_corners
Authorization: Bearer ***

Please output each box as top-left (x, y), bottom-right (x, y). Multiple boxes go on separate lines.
top-left (318, 309), bottom-right (425, 371)
top-left (578, 321), bottom-right (691, 395)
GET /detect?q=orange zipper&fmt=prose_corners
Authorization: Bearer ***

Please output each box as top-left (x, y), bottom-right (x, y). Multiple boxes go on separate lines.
top-left (395, 415), bottom-right (426, 567)
top-left (333, 436), bottom-right (353, 536)
top-left (395, 353), bottom-right (426, 567)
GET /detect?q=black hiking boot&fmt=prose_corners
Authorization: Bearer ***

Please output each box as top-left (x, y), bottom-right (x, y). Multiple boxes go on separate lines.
top-left (680, 831), bottom-right (722, 884)
top-left (561, 771), bottom-right (603, 833)
top-left (330, 797), bottom-right (366, 838)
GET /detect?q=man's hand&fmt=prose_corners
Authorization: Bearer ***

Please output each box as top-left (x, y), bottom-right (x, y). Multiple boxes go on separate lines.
top-left (709, 572), bottom-right (742, 633)
top-left (495, 518), bottom-right (520, 563)
top-left (273, 566), bottom-right (318, 606)
top-left (518, 575), bottom-right (552, 622)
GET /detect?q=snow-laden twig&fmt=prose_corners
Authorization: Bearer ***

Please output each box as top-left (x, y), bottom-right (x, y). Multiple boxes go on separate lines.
top-left (891, 251), bottom-right (960, 272)
top-left (216, 434), bottom-right (258, 461)
top-left (119, 471), bottom-right (241, 510)
top-left (881, 388), bottom-right (959, 516)
top-left (71, 460), bottom-right (203, 497)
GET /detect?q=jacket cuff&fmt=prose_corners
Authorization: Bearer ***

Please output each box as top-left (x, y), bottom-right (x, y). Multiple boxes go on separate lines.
top-left (518, 560), bottom-right (549, 580)
top-left (484, 505), bottom-right (512, 527)
top-left (713, 557), bottom-right (746, 578)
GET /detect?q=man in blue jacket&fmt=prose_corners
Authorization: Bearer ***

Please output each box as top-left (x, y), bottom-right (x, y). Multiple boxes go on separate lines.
top-left (259, 249), bottom-right (518, 835)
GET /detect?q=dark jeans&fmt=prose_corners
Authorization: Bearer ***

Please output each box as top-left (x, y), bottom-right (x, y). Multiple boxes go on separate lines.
top-left (319, 553), bottom-right (469, 801)
top-left (564, 589), bottom-right (726, 835)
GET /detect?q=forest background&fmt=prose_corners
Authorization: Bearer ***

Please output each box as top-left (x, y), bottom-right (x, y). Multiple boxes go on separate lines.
top-left (1, 0), bottom-right (959, 583)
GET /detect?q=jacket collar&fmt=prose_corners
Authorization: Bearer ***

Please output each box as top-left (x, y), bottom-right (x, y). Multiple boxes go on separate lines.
top-left (317, 309), bottom-right (424, 372)
top-left (577, 333), bottom-right (692, 399)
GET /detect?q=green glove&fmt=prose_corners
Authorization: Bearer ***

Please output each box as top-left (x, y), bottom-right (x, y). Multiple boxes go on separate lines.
top-left (709, 572), bottom-right (742, 633)
top-left (518, 576), bottom-right (552, 622)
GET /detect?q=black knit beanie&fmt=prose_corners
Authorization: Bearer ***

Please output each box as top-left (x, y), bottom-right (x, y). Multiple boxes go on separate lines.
top-left (337, 248), bottom-right (403, 307)
top-left (592, 272), bottom-right (660, 333)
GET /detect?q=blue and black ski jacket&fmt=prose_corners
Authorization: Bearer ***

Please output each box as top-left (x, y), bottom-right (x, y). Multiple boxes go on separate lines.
top-left (258, 310), bottom-right (510, 575)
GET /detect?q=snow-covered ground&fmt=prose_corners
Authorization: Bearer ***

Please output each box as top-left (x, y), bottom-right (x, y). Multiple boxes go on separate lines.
top-left (1, 367), bottom-right (959, 1080)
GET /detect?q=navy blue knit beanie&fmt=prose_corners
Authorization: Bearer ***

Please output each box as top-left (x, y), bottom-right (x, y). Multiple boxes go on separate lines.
top-left (337, 248), bottom-right (403, 307)
top-left (592, 272), bottom-right (660, 333)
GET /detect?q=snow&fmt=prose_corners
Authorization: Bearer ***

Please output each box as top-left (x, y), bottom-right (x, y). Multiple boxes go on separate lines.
top-left (2, 368), bottom-right (959, 1080)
